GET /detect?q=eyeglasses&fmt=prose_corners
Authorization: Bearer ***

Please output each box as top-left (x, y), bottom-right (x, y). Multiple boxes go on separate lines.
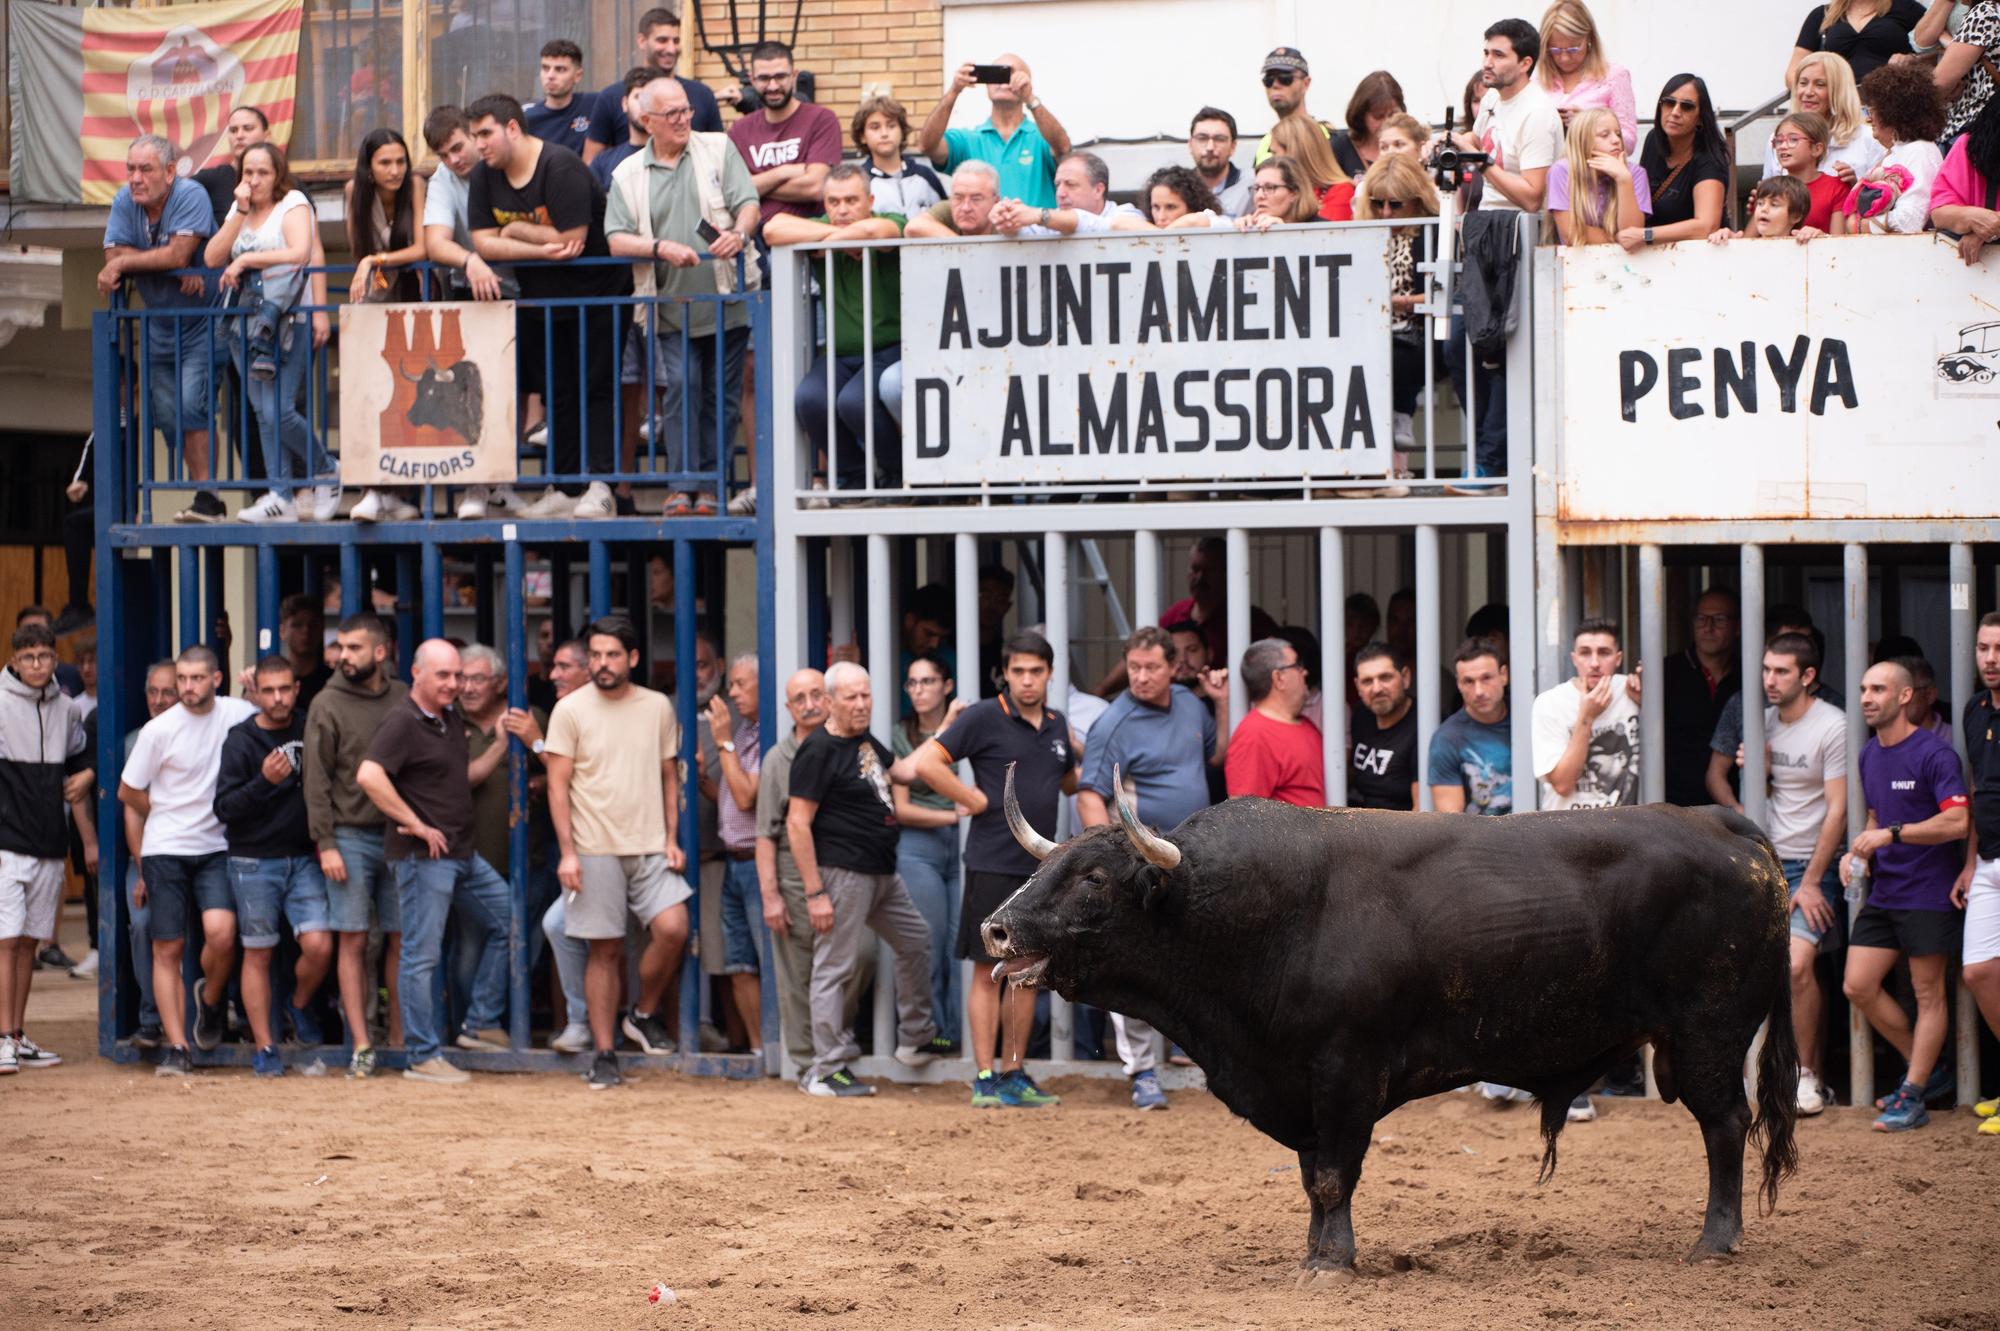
top-left (1252, 181), bottom-right (1294, 194)
top-left (1548, 43), bottom-right (1588, 56)
top-left (1190, 133), bottom-right (1234, 146)
top-left (1262, 72), bottom-right (1299, 88)
top-left (1771, 133), bottom-right (1810, 148)
top-left (462, 672), bottom-right (494, 686)
top-left (649, 106), bottom-right (694, 122)
top-left (1271, 663), bottom-right (1305, 676)
top-left (1660, 96), bottom-right (1700, 113)
top-left (750, 72), bottom-right (791, 85)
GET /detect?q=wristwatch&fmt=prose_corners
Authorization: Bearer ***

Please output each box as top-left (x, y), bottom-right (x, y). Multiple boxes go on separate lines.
top-left (1026, 97), bottom-right (1043, 112)
top-left (1643, 228), bottom-right (1655, 245)
top-left (718, 739), bottom-right (736, 754)
top-left (531, 739), bottom-right (546, 756)
top-left (1889, 822), bottom-right (1904, 844)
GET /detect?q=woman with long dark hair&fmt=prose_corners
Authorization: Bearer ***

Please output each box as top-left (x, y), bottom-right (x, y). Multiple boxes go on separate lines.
top-left (1930, 90), bottom-right (2000, 263)
top-left (343, 128), bottom-right (426, 304)
top-left (1622, 73), bottom-right (1729, 248)
top-left (1144, 165), bottom-right (1226, 227)
top-left (891, 652), bottom-right (963, 1055)
top-left (1330, 69), bottom-right (1407, 178)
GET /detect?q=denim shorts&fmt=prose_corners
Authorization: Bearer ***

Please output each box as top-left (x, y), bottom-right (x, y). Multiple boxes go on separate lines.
top-left (143, 852), bottom-right (232, 942)
top-left (718, 855), bottom-right (762, 973)
top-left (327, 826), bottom-right (401, 934)
top-left (227, 855), bottom-right (333, 948)
top-left (145, 338), bottom-right (215, 439)
top-left (1781, 858), bottom-right (1843, 950)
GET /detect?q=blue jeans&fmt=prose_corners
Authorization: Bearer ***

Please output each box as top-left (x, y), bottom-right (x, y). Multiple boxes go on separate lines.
top-left (227, 306), bottom-right (327, 499)
top-left (391, 855), bottom-right (511, 1063)
top-left (1444, 312), bottom-right (1506, 479)
top-left (656, 320), bottom-right (750, 482)
top-left (1782, 858), bottom-right (1842, 948)
top-left (895, 822), bottom-right (961, 1044)
top-left (328, 827), bottom-right (399, 934)
top-left (796, 345), bottom-right (904, 490)
top-left (143, 320), bottom-right (216, 442)
top-left (126, 863), bottom-right (158, 1029)
top-left (227, 855), bottom-right (332, 948)
top-left (719, 856), bottom-right (765, 973)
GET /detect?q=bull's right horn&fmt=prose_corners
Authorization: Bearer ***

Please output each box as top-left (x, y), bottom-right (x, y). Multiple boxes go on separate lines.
top-left (1112, 763), bottom-right (1181, 870)
top-left (1004, 762), bottom-right (1058, 861)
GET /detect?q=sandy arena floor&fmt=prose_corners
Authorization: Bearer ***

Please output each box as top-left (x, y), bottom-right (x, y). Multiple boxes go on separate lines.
top-left (3, 927), bottom-right (1997, 1330)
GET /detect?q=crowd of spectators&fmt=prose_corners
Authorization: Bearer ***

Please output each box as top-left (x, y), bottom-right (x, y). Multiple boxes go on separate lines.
top-left (98, 2), bottom-right (2000, 520)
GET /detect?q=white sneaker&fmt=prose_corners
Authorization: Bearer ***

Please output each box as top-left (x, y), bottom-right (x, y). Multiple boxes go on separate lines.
top-left (14, 1034), bottom-right (61, 1068)
top-left (238, 491), bottom-right (296, 524)
top-left (352, 489), bottom-right (418, 522)
top-left (1392, 411), bottom-right (1415, 448)
top-left (350, 489), bottom-right (384, 523)
top-left (571, 481), bottom-right (614, 519)
top-left (456, 485), bottom-right (489, 520)
top-left (726, 486), bottom-right (756, 516)
top-left (1566, 1093), bottom-right (1597, 1123)
top-left (550, 1022), bottom-right (592, 1054)
top-left (804, 478), bottom-right (830, 510)
top-left (482, 485), bottom-right (525, 516)
top-left (524, 422), bottom-right (548, 448)
top-left (518, 486), bottom-right (575, 519)
top-left (68, 948), bottom-right (98, 979)
top-left (304, 482), bottom-right (343, 522)
top-left (1796, 1068), bottom-right (1826, 1116)
top-left (0, 1035), bottom-right (15, 1075)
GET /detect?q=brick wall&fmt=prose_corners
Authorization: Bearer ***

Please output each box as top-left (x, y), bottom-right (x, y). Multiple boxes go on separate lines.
top-left (687, 0), bottom-right (944, 148)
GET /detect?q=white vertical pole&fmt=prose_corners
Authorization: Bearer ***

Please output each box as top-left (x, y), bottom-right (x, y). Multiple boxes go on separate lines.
top-left (865, 533), bottom-right (895, 1058)
top-left (1639, 543), bottom-right (1666, 806)
top-left (1226, 528), bottom-right (1250, 729)
top-left (1741, 545), bottom-right (1768, 826)
top-left (1415, 524), bottom-right (1440, 811)
top-left (954, 533), bottom-right (980, 1057)
top-left (1320, 528), bottom-right (1347, 806)
top-left (1042, 530), bottom-right (1073, 1063)
top-left (1950, 542), bottom-right (1979, 1107)
top-left (1132, 530), bottom-right (1162, 629)
top-left (1844, 543), bottom-right (1874, 1108)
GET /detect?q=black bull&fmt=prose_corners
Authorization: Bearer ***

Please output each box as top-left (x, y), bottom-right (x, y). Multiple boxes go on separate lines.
top-left (983, 772), bottom-right (1800, 1275)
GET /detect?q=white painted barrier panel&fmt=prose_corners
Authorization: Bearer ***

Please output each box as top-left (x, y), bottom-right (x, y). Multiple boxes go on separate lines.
top-left (1553, 235), bottom-right (2000, 523)
top-left (901, 226), bottom-right (1394, 485)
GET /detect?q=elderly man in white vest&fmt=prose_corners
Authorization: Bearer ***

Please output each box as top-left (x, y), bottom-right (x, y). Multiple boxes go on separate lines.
top-left (606, 76), bottom-right (762, 519)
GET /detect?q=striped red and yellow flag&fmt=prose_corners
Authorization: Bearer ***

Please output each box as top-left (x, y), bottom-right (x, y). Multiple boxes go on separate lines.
top-left (10, 0), bottom-right (302, 205)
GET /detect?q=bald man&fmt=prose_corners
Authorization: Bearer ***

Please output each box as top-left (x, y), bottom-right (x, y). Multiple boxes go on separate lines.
top-left (356, 640), bottom-right (514, 1085)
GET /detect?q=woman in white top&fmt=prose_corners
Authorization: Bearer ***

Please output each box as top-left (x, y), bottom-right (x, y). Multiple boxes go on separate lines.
top-left (203, 142), bottom-right (334, 524)
top-left (1765, 51), bottom-right (1887, 185)
top-left (1834, 60), bottom-right (1948, 233)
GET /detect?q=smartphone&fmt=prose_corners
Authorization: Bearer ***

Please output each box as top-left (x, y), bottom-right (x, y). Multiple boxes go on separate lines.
top-left (696, 219), bottom-right (721, 244)
top-left (970, 64), bottom-right (1013, 84)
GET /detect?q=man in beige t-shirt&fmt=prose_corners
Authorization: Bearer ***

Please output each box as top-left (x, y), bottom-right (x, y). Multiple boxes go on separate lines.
top-left (544, 616), bottom-right (690, 1091)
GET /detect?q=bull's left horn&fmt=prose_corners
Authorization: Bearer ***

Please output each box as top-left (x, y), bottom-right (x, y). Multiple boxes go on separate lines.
top-left (1004, 762), bottom-right (1057, 861)
top-left (1112, 763), bottom-right (1181, 870)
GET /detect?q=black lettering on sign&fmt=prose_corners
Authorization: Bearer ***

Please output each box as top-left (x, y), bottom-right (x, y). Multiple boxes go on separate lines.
top-left (1233, 257), bottom-right (1269, 341)
top-left (1037, 374), bottom-right (1071, 453)
top-left (1056, 265), bottom-right (1091, 347)
top-left (1018, 266), bottom-right (1053, 348)
top-left (1619, 351), bottom-right (1658, 422)
top-left (1178, 261), bottom-right (1227, 342)
top-left (1765, 336), bottom-right (1809, 413)
top-left (1255, 368), bottom-right (1291, 449)
top-left (977, 268), bottom-right (1012, 348)
top-left (1098, 262), bottom-right (1129, 343)
top-left (1079, 375), bottom-right (1126, 453)
top-left (1273, 257), bottom-right (1310, 339)
top-left (1810, 338), bottom-right (1857, 415)
top-left (914, 379), bottom-right (950, 458)
top-left (1339, 365), bottom-right (1373, 449)
top-left (939, 271), bottom-right (970, 351)
top-left (1314, 254), bottom-right (1349, 338)
top-left (1000, 377), bottom-right (1031, 454)
top-left (1714, 342), bottom-right (1756, 418)
top-left (1214, 368), bottom-right (1251, 450)
top-left (1173, 371), bottom-right (1210, 452)
top-left (1667, 347), bottom-right (1704, 420)
top-left (1134, 373), bottom-right (1168, 453)
top-left (1138, 263), bottom-right (1171, 343)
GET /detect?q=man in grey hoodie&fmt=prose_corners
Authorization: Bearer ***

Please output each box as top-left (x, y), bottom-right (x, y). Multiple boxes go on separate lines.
top-left (303, 614), bottom-right (408, 1079)
top-left (0, 622), bottom-right (93, 1074)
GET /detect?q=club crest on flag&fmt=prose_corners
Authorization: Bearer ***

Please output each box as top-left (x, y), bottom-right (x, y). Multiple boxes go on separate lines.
top-left (127, 26), bottom-right (244, 179)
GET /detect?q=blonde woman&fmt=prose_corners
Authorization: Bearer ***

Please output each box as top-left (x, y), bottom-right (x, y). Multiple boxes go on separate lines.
top-left (1269, 114), bottom-right (1356, 220)
top-left (1786, 1), bottom-right (1926, 88)
top-left (1537, 0), bottom-right (1637, 151)
top-left (1374, 113), bottom-right (1430, 158)
top-left (1548, 107), bottom-right (1652, 245)
top-left (1234, 156), bottom-right (1323, 230)
top-left (1764, 51), bottom-right (1887, 185)
top-left (1357, 153), bottom-right (1443, 468)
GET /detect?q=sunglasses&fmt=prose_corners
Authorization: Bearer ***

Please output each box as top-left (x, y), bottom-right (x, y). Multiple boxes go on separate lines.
top-left (1263, 72), bottom-right (1300, 87)
top-left (1377, 198), bottom-right (1410, 212)
top-left (1660, 96), bottom-right (1699, 113)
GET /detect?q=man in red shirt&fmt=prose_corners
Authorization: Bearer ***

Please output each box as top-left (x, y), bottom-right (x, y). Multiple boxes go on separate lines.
top-left (726, 41), bottom-right (843, 227)
top-left (1225, 637), bottom-right (1324, 807)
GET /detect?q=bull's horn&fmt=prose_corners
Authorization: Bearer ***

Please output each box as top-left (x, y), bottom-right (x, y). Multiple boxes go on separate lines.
top-left (1004, 762), bottom-right (1058, 861)
top-left (1112, 763), bottom-right (1181, 870)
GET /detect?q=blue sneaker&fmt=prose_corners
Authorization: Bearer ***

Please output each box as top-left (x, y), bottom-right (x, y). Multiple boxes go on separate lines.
top-left (1872, 1083), bottom-right (1929, 1132)
top-left (285, 1001), bottom-right (324, 1047)
top-left (1875, 1064), bottom-right (1952, 1109)
top-left (1131, 1069), bottom-right (1168, 1111)
top-left (252, 1045), bottom-right (286, 1078)
top-left (971, 1070), bottom-right (1003, 1109)
top-left (997, 1068), bottom-right (1060, 1108)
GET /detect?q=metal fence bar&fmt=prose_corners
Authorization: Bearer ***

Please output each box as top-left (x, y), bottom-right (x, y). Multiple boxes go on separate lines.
top-left (865, 531), bottom-right (896, 1057)
top-left (1132, 531), bottom-right (1161, 628)
top-left (1844, 542), bottom-right (1874, 1108)
top-left (1638, 543), bottom-right (1666, 806)
top-left (1320, 527), bottom-right (1348, 807)
top-left (1041, 530), bottom-right (1075, 1063)
top-left (1225, 528), bottom-right (1249, 728)
top-left (1741, 545), bottom-right (1768, 826)
top-left (673, 537), bottom-right (701, 1055)
top-left (503, 538), bottom-right (532, 1053)
top-left (1415, 524), bottom-right (1440, 811)
top-left (1949, 541), bottom-right (1981, 1107)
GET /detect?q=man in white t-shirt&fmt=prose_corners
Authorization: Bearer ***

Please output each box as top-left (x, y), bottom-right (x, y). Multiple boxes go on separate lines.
top-left (117, 646), bottom-right (259, 1075)
top-left (1437, 18), bottom-right (1562, 484)
top-left (1746, 632), bottom-right (1846, 1116)
top-left (1532, 619), bottom-right (1642, 812)
top-left (991, 151), bottom-right (1153, 236)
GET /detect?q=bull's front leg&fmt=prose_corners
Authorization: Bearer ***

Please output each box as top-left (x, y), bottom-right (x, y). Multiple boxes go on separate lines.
top-left (1299, 1092), bottom-right (1379, 1283)
top-left (1295, 1148), bottom-right (1324, 1261)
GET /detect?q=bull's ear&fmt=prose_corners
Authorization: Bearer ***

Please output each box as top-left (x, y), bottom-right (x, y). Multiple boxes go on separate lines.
top-left (1139, 865), bottom-right (1171, 912)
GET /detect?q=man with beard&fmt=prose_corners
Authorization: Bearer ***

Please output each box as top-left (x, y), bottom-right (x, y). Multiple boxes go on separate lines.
top-left (213, 656), bottom-right (334, 1074)
top-left (278, 595), bottom-right (333, 714)
top-left (302, 614), bottom-right (408, 1078)
top-left (727, 42), bottom-right (842, 228)
top-left (1348, 642), bottom-right (1417, 811)
top-left (544, 617), bottom-right (691, 1091)
top-left (536, 638), bottom-right (601, 1053)
top-left (1188, 107), bottom-right (1252, 217)
top-left (1664, 588), bottom-right (1742, 806)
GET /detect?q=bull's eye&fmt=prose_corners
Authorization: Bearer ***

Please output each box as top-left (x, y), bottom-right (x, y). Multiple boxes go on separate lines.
top-left (1081, 869), bottom-right (1109, 888)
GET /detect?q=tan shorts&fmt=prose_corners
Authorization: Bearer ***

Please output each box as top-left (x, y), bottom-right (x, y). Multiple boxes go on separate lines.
top-left (0, 851), bottom-right (63, 941)
top-left (566, 854), bottom-right (691, 940)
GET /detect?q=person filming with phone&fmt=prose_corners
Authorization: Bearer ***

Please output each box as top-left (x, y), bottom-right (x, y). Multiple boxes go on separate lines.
top-left (919, 54), bottom-right (1069, 209)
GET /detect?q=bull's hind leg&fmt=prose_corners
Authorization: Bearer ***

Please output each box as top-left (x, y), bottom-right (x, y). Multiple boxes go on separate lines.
top-left (1296, 1149), bottom-right (1325, 1260)
top-left (1674, 1038), bottom-right (1753, 1262)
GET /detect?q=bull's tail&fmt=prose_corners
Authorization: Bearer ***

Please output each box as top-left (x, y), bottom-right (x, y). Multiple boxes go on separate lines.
top-left (1750, 970), bottom-right (1800, 1216)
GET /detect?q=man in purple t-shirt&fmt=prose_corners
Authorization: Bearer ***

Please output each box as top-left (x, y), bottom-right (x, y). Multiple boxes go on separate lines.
top-left (726, 41), bottom-right (842, 226)
top-left (1839, 660), bottom-right (1970, 1133)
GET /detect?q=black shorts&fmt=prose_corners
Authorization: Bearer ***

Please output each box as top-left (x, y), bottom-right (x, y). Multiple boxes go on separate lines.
top-left (956, 869), bottom-right (1027, 965)
top-left (1850, 904), bottom-right (1963, 958)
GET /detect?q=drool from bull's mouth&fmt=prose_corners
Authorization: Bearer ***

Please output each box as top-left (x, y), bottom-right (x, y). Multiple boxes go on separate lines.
top-left (990, 955), bottom-right (1047, 987)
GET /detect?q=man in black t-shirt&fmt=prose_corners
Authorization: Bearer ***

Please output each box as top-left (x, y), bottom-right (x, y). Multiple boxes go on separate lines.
top-left (466, 93), bottom-right (628, 520)
top-left (913, 632), bottom-right (1075, 1109)
top-left (787, 662), bottom-right (943, 1097)
top-left (1348, 641), bottom-right (1418, 811)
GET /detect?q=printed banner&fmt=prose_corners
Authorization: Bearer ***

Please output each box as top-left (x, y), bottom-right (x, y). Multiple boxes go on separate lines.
top-left (899, 228), bottom-right (1394, 485)
top-left (1553, 235), bottom-right (2000, 522)
top-left (338, 303), bottom-right (519, 487)
top-left (8, 0), bottom-right (303, 205)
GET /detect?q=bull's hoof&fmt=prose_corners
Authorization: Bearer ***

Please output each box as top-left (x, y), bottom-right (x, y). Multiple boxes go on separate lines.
top-left (1681, 1235), bottom-right (1742, 1264)
top-left (1296, 1262), bottom-right (1357, 1290)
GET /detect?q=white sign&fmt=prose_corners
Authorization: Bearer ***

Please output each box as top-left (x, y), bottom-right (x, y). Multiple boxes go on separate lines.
top-left (1553, 236), bottom-right (2000, 522)
top-left (901, 227), bottom-right (1395, 485)
top-left (339, 302), bottom-right (518, 487)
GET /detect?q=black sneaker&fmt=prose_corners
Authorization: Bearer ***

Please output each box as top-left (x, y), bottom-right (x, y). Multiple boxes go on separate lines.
top-left (621, 1010), bottom-right (676, 1055)
top-left (175, 491), bottom-right (226, 524)
top-left (133, 1022), bottom-right (164, 1050)
top-left (155, 1045), bottom-right (193, 1077)
top-left (191, 994), bottom-right (226, 1052)
top-left (587, 1052), bottom-right (623, 1090)
top-left (805, 1068), bottom-right (876, 1098)
top-left (35, 944), bottom-right (77, 971)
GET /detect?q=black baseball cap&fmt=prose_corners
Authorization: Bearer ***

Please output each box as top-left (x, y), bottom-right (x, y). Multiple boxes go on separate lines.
top-left (1262, 47), bottom-right (1309, 76)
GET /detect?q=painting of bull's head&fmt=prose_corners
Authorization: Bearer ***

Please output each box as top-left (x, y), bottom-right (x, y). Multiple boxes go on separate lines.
top-left (980, 763), bottom-right (1182, 1001)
